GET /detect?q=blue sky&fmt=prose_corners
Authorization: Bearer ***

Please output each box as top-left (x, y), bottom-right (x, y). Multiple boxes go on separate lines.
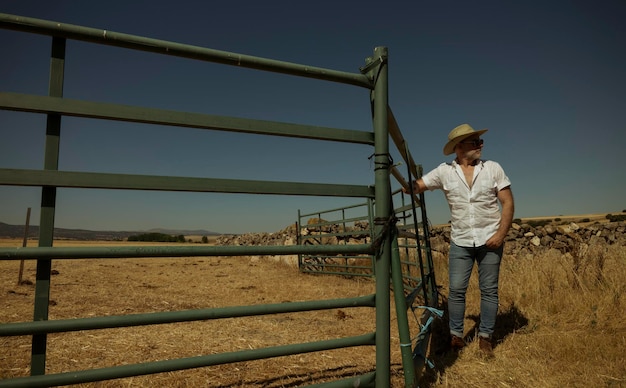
top-left (1, 0), bottom-right (625, 234)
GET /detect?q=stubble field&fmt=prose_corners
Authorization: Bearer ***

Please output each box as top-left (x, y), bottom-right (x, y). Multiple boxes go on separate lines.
top-left (1, 237), bottom-right (625, 387)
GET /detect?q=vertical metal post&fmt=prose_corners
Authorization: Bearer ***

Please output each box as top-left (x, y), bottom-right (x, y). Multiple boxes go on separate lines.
top-left (367, 198), bottom-right (375, 275)
top-left (297, 209), bottom-right (302, 269)
top-left (391, 233), bottom-right (418, 387)
top-left (366, 46), bottom-right (391, 387)
top-left (405, 148), bottom-right (429, 307)
top-left (416, 164), bottom-right (438, 306)
top-left (17, 207), bottom-right (31, 285)
top-left (31, 36), bottom-right (66, 376)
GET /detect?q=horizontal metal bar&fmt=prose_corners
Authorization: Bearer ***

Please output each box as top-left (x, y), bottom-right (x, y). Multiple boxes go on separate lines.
top-left (338, 215), bottom-right (371, 224)
top-left (388, 106), bottom-right (420, 178)
top-left (0, 168), bottom-right (375, 198)
top-left (0, 13), bottom-right (373, 89)
top-left (0, 243), bottom-right (374, 260)
top-left (299, 230), bottom-right (370, 239)
top-left (390, 166), bottom-right (421, 207)
top-left (0, 295), bottom-right (375, 336)
top-left (300, 269), bottom-right (373, 278)
top-left (0, 92), bottom-right (375, 145)
top-left (302, 257), bottom-right (372, 263)
top-left (0, 334), bottom-right (376, 388)
top-left (302, 264), bottom-right (373, 272)
top-left (299, 201), bottom-right (370, 218)
top-left (303, 216), bottom-right (370, 229)
top-left (395, 203), bottom-right (418, 213)
top-left (304, 264), bottom-right (373, 272)
top-left (299, 372), bottom-right (376, 388)
top-left (301, 255), bottom-right (372, 261)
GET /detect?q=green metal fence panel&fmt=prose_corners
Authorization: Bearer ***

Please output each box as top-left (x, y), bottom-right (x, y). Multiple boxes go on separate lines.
top-left (0, 168), bottom-right (375, 197)
top-left (296, 193), bottom-right (430, 286)
top-left (0, 13), bottom-right (372, 89)
top-left (29, 34), bottom-right (66, 377)
top-left (298, 199), bottom-right (375, 276)
top-left (296, 187), bottom-right (440, 388)
top-left (0, 243), bottom-right (373, 260)
top-left (0, 92), bottom-right (375, 145)
top-left (0, 12), bottom-right (437, 388)
top-left (0, 335), bottom-right (377, 388)
top-left (366, 46), bottom-right (393, 388)
top-left (0, 295), bottom-right (376, 336)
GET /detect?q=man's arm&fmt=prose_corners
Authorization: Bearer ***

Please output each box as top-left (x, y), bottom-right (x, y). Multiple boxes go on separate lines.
top-left (486, 186), bottom-right (515, 249)
top-left (402, 178), bottom-right (428, 195)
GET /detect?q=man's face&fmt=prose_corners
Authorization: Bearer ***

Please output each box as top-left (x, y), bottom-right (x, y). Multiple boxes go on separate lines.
top-left (456, 135), bottom-right (484, 161)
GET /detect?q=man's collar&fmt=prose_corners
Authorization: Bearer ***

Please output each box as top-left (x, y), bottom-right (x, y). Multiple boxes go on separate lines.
top-left (452, 158), bottom-right (484, 167)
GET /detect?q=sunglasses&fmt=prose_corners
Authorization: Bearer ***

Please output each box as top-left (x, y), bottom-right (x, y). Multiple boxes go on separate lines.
top-left (459, 138), bottom-right (484, 147)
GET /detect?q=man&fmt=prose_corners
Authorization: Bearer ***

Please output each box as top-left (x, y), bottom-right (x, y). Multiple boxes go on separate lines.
top-left (405, 123), bottom-right (514, 358)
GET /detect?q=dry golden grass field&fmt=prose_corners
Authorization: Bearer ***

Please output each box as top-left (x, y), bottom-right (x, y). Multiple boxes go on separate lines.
top-left (1, 232), bottom-right (625, 387)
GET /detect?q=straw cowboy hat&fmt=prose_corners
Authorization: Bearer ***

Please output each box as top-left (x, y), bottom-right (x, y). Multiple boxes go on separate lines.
top-left (443, 123), bottom-right (488, 155)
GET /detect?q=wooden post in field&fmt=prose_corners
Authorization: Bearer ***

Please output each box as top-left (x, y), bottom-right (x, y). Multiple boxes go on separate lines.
top-left (17, 207), bottom-right (31, 285)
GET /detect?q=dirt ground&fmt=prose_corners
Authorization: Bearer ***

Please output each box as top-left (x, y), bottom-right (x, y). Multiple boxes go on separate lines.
top-left (0, 239), bottom-right (421, 387)
top-left (3, 219), bottom-right (624, 387)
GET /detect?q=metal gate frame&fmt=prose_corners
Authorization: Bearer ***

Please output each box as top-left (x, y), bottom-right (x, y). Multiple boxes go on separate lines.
top-left (295, 184), bottom-right (440, 384)
top-left (0, 13), bottom-right (436, 388)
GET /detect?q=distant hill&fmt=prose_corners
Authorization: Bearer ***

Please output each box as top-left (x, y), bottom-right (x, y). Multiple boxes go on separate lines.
top-left (0, 222), bottom-right (219, 241)
top-left (145, 228), bottom-right (219, 236)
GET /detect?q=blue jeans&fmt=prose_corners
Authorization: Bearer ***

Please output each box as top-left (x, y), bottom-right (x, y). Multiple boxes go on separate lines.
top-left (448, 242), bottom-right (503, 339)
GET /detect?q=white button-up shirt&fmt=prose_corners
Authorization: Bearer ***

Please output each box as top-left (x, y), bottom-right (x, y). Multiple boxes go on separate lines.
top-left (422, 159), bottom-right (511, 247)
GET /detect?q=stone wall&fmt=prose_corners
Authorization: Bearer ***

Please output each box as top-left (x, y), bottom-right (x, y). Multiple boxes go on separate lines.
top-left (216, 220), bottom-right (626, 265)
top-left (428, 221), bottom-right (626, 258)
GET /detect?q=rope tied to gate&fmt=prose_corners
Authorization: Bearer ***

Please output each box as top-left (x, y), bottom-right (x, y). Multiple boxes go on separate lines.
top-left (368, 152), bottom-right (394, 171)
top-left (371, 214), bottom-right (398, 253)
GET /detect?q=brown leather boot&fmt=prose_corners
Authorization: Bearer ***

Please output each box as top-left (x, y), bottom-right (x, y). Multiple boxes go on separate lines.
top-left (479, 336), bottom-right (494, 358)
top-left (450, 335), bottom-right (465, 351)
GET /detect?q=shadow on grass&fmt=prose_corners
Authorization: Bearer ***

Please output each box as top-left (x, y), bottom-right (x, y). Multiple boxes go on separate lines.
top-left (213, 364), bottom-right (381, 388)
top-left (214, 300), bottom-right (529, 387)
top-left (419, 297), bottom-right (529, 387)
top-left (466, 301), bottom-right (530, 345)
top-left (418, 294), bottom-right (459, 386)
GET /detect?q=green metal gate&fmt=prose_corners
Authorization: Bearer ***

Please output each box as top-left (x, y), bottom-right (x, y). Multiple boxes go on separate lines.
top-left (0, 13), bottom-right (438, 388)
top-left (298, 200), bottom-right (376, 277)
top-left (296, 147), bottom-right (441, 384)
